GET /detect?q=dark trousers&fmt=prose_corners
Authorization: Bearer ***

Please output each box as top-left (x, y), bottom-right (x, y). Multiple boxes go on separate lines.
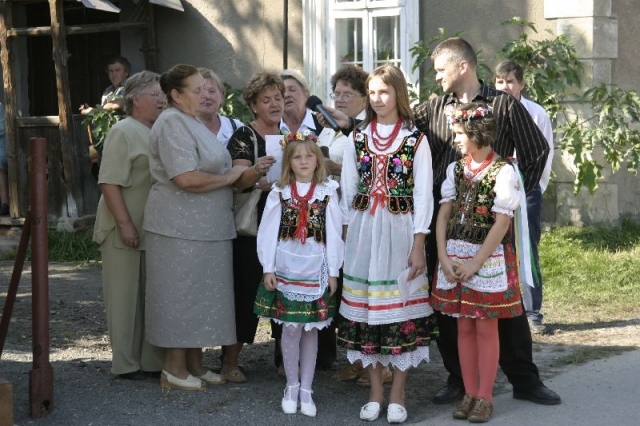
top-left (522, 185), bottom-right (543, 322)
top-left (426, 191), bottom-right (543, 391)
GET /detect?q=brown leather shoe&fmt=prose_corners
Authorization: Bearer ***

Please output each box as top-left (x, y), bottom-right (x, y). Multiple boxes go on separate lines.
top-left (452, 393), bottom-right (476, 419)
top-left (332, 360), bottom-right (364, 381)
top-left (467, 397), bottom-right (493, 423)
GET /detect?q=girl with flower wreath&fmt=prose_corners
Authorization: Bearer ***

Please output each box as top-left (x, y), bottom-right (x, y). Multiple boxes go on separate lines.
top-left (253, 130), bottom-right (344, 417)
top-left (337, 64), bottom-right (434, 424)
top-left (431, 101), bottom-right (526, 423)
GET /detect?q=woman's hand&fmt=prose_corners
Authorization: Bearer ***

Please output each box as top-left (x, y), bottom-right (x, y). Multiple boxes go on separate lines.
top-left (328, 276), bottom-right (338, 296)
top-left (407, 245), bottom-right (426, 281)
top-left (263, 273), bottom-right (277, 291)
top-left (119, 222), bottom-right (139, 248)
top-left (255, 176), bottom-right (273, 191)
top-left (254, 155), bottom-right (276, 176)
top-left (225, 165), bottom-right (249, 184)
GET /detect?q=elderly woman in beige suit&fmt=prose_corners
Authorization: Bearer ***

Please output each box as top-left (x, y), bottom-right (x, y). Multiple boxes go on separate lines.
top-left (93, 71), bottom-right (167, 379)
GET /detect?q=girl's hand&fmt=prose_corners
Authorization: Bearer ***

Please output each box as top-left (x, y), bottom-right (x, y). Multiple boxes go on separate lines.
top-left (328, 276), bottom-right (338, 296)
top-left (407, 246), bottom-right (426, 281)
top-left (439, 258), bottom-right (460, 284)
top-left (263, 273), bottom-right (277, 291)
top-left (456, 260), bottom-right (481, 283)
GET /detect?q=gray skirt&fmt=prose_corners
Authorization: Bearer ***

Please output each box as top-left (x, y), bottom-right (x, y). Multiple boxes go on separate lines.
top-left (145, 232), bottom-right (237, 348)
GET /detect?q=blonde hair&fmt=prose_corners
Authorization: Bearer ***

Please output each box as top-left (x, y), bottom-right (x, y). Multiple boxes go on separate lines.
top-left (276, 139), bottom-right (327, 188)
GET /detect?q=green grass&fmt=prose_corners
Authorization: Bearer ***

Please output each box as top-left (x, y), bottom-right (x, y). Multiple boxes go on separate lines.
top-left (540, 219), bottom-right (640, 323)
top-left (0, 228), bottom-right (101, 263)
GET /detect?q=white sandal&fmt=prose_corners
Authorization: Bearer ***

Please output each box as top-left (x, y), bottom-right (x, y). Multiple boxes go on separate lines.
top-left (197, 370), bottom-right (227, 385)
top-left (360, 401), bottom-right (381, 421)
top-left (281, 383), bottom-right (299, 414)
top-left (300, 388), bottom-right (317, 417)
top-left (160, 370), bottom-right (206, 391)
top-left (387, 403), bottom-right (408, 424)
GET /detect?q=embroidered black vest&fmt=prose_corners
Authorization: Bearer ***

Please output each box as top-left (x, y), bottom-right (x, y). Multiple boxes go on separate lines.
top-left (351, 129), bottom-right (423, 214)
top-left (278, 192), bottom-right (330, 244)
top-left (447, 158), bottom-right (511, 245)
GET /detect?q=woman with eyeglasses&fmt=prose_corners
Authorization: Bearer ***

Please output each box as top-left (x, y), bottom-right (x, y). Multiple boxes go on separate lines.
top-left (143, 64), bottom-right (247, 391)
top-left (317, 65), bottom-right (369, 182)
top-left (93, 71), bottom-right (167, 380)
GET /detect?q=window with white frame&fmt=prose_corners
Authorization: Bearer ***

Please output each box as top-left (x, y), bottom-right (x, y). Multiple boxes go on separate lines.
top-left (303, 0), bottom-right (418, 101)
top-left (327, 1), bottom-right (418, 94)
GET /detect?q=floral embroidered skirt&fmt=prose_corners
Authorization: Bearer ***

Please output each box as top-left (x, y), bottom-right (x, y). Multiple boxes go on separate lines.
top-left (336, 317), bottom-right (435, 371)
top-left (254, 284), bottom-right (336, 328)
top-left (431, 241), bottom-right (523, 319)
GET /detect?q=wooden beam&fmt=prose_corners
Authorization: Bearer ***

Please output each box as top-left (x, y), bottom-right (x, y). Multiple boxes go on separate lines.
top-left (49, 0), bottom-right (80, 218)
top-left (0, 0), bottom-right (20, 218)
top-left (141, 3), bottom-right (158, 71)
top-left (8, 21), bottom-right (147, 37)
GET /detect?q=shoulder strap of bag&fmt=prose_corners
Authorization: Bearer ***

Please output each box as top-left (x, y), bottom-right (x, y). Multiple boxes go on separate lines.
top-left (228, 116), bottom-right (238, 132)
top-left (248, 126), bottom-right (259, 163)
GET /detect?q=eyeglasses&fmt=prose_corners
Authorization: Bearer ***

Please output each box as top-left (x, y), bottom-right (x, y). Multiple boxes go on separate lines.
top-left (140, 91), bottom-right (166, 99)
top-left (329, 92), bottom-right (360, 100)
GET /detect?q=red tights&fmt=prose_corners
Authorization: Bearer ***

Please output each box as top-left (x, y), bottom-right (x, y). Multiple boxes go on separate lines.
top-left (457, 317), bottom-right (499, 402)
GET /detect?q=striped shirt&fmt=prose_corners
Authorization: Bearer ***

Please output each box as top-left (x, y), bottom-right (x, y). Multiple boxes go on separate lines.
top-left (414, 82), bottom-right (549, 194)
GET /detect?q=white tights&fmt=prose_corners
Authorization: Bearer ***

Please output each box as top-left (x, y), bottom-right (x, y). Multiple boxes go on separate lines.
top-left (281, 324), bottom-right (317, 403)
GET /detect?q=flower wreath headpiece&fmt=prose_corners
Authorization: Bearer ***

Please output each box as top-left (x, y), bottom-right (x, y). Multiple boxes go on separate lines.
top-left (280, 130), bottom-right (318, 148)
top-left (448, 105), bottom-right (493, 125)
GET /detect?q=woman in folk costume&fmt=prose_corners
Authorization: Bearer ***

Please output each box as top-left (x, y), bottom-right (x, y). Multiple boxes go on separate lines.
top-left (431, 101), bottom-right (527, 423)
top-left (337, 64), bottom-right (434, 424)
top-left (254, 131), bottom-right (344, 417)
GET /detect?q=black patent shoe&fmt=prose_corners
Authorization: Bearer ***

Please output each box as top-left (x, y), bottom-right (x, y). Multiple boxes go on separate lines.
top-left (433, 382), bottom-right (465, 404)
top-left (513, 384), bottom-right (561, 405)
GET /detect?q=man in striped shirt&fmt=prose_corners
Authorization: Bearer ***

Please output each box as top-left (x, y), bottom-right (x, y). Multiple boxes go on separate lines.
top-left (417, 37), bottom-right (559, 406)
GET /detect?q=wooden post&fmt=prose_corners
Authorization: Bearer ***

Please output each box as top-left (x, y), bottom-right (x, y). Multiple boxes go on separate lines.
top-left (49, 0), bottom-right (81, 217)
top-left (142, 3), bottom-right (158, 71)
top-left (0, 0), bottom-right (19, 218)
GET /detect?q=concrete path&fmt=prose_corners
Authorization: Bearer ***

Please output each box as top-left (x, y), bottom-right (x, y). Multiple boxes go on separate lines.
top-left (415, 349), bottom-right (640, 425)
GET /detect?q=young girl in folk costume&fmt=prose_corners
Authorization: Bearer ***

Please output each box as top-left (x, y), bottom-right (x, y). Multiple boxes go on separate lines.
top-left (254, 130), bottom-right (344, 417)
top-left (431, 101), bottom-right (526, 423)
top-left (337, 64), bottom-right (434, 424)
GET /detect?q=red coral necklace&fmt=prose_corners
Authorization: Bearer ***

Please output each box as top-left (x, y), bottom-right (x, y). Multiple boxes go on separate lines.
top-left (291, 181), bottom-right (317, 244)
top-left (464, 150), bottom-right (495, 180)
top-left (370, 117), bottom-right (403, 151)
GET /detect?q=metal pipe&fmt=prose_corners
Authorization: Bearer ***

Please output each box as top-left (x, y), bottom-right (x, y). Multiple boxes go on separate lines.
top-left (0, 213), bottom-right (31, 358)
top-left (283, 0), bottom-right (288, 69)
top-left (27, 137), bottom-right (53, 418)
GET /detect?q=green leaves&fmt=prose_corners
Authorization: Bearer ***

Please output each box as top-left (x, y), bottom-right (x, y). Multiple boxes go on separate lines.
top-left (409, 17), bottom-right (640, 194)
top-left (81, 107), bottom-right (122, 152)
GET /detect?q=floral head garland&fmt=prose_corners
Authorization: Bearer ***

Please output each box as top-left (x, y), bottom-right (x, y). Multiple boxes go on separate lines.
top-left (448, 105), bottom-right (493, 125)
top-left (280, 130), bottom-right (318, 148)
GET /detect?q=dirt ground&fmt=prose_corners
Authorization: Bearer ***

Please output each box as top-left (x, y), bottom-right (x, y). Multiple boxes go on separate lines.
top-left (1, 261), bottom-right (639, 425)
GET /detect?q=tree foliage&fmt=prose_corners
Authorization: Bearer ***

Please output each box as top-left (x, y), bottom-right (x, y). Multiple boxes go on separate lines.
top-left (410, 17), bottom-right (640, 194)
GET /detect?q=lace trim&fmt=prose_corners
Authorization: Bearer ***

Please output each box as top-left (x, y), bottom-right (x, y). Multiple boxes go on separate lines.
top-left (281, 249), bottom-right (329, 302)
top-left (346, 347), bottom-right (430, 372)
top-left (272, 318), bottom-right (333, 331)
top-left (491, 205), bottom-right (515, 217)
top-left (440, 196), bottom-right (455, 204)
top-left (279, 180), bottom-right (338, 201)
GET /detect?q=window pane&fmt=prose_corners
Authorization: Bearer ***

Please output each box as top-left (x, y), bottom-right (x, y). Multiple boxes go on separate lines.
top-left (335, 18), bottom-right (364, 67)
top-left (373, 15), bottom-right (400, 68)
